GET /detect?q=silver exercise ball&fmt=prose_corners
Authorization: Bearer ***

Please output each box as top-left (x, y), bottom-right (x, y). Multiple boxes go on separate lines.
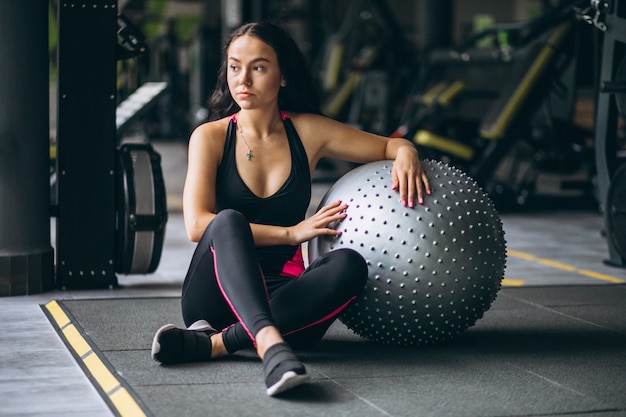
top-left (308, 160), bottom-right (506, 346)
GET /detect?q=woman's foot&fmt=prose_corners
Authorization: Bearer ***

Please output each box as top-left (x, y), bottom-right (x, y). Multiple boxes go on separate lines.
top-left (262, 342), bottom-right (309, 396)
top-left (151, 320), bottom-right (219, 365)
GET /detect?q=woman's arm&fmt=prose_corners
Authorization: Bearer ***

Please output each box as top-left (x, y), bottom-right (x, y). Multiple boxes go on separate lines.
top-left (292, 113), bottom-right (431, 208)
top-left (183, 123), bottom-right (222, 242)
top-left (251, 199), bottom-right (347, 246)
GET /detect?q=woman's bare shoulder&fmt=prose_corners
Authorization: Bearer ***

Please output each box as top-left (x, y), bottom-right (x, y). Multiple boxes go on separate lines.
top-left (187, 117), bottom-right (232, 166)
top-left (286, 112), bottom-right (338, 136)
top-left (287, 112), bottom-right (327, 125)
top-left (190, 116), bottom-right (231, 143)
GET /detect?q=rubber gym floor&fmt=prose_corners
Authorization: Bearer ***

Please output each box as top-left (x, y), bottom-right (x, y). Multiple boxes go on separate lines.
top-left (1, 141), bottom-right (625, 417)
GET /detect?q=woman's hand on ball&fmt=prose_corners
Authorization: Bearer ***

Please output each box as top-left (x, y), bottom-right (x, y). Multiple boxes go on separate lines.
top-left (391, 147), bottom-right (431, 207)
top-left (288, 200), bottom-right (347, 245)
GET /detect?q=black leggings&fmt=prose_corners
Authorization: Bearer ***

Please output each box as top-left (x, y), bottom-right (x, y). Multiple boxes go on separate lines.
top-left (181, 209), bottom-right (367, 352)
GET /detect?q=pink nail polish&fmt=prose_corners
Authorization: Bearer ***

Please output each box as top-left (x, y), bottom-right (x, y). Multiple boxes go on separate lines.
top-left (409, 201), bottom-right (414, 208)
top-left (419, 197), bottom-right (424, 205)
top-left (402, 200), bottom-right (407, 206)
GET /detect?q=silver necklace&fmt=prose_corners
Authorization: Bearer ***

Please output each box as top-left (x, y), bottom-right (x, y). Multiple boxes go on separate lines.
top-left (237, 116), bottom-right (281, 161)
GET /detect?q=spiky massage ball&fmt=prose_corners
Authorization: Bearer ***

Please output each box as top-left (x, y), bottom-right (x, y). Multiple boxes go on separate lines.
top-left (308, 160), bottom-right (506, 346)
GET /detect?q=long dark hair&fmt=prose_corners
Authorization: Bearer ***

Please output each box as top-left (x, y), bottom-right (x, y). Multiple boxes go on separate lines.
top-left (206, 21), bottom-right (322, 121)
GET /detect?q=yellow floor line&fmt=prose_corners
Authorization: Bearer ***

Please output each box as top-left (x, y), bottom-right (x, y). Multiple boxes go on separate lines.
top-left (507, 249), bottom-right (625, 284)
top-left (42, 300), bottom-right (151, 417)
top-left (502, 278), bottom-right (525, 287)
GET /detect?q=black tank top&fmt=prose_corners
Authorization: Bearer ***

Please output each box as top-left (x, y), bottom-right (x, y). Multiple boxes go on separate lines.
top-left (215, 112), bottom-right (311, 277)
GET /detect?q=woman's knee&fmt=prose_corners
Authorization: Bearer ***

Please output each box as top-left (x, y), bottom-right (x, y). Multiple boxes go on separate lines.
top-left (204, 209), bottom-right (247, 237)
top-left (214, 209), bottom-right (246, 227)
top-left (329, 248), bottom-right (368, 290)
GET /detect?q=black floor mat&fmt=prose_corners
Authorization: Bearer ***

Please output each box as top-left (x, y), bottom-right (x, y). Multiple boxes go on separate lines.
top-left (42, 288), bottom-right (626, 417)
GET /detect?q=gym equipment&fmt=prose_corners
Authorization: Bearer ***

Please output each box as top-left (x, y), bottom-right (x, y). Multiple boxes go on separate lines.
top-left (55, 4), bottom-right (168, 288)
top-left (55, 1), bottom-right (119, 289)
top-left (116, 81), bottom-right (168, 135)
top-left (591, 0), bottom-right (626, 267)
top-left (606, 164), bottom-right (626, 263)
top-left (116, 143), bottom-right (167, 274)
top-left (316, 0), bottom-right (417, 134)
top-left (308, 160), bottom-right (506, 346)
top-left (398, 1), bottom-right (596, 209)
top-left (113, 15), bottom-right (169, 276)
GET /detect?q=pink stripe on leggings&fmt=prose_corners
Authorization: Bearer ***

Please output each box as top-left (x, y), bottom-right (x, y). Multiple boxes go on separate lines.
top-left (282, 296), bottom-right (357, 337)
top-left (211, 247), bottom-right (270, 348)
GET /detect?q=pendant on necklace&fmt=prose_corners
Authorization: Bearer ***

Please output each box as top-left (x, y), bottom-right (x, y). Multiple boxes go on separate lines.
top-left (246, 150), bottom-right (253, 160)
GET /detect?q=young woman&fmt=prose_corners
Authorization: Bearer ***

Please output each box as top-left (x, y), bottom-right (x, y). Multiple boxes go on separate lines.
top-left (151, 21), bottom-right (430, 396)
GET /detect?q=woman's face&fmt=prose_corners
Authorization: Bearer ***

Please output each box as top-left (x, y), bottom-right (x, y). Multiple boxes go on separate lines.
top-left (226, 35), bottom-right (286, 111)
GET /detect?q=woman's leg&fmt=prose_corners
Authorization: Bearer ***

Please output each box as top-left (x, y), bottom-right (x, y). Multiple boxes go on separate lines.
top-left (213, 247), bottom-right (368, 352)
top-left (170, 212), bottom-right (367, 352)
top-left (269, 248), bottom-right (368, 348)
top-left (180, 209), bottom-right (280, 350)
top-left (184, 209), bottom-right (309, 395)
top-left (153, 210), bottom-right (365, 395)
top-left (153, 210), bottom-right (260, 364)
top-left (179, 226), bottom-right (238, 332)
